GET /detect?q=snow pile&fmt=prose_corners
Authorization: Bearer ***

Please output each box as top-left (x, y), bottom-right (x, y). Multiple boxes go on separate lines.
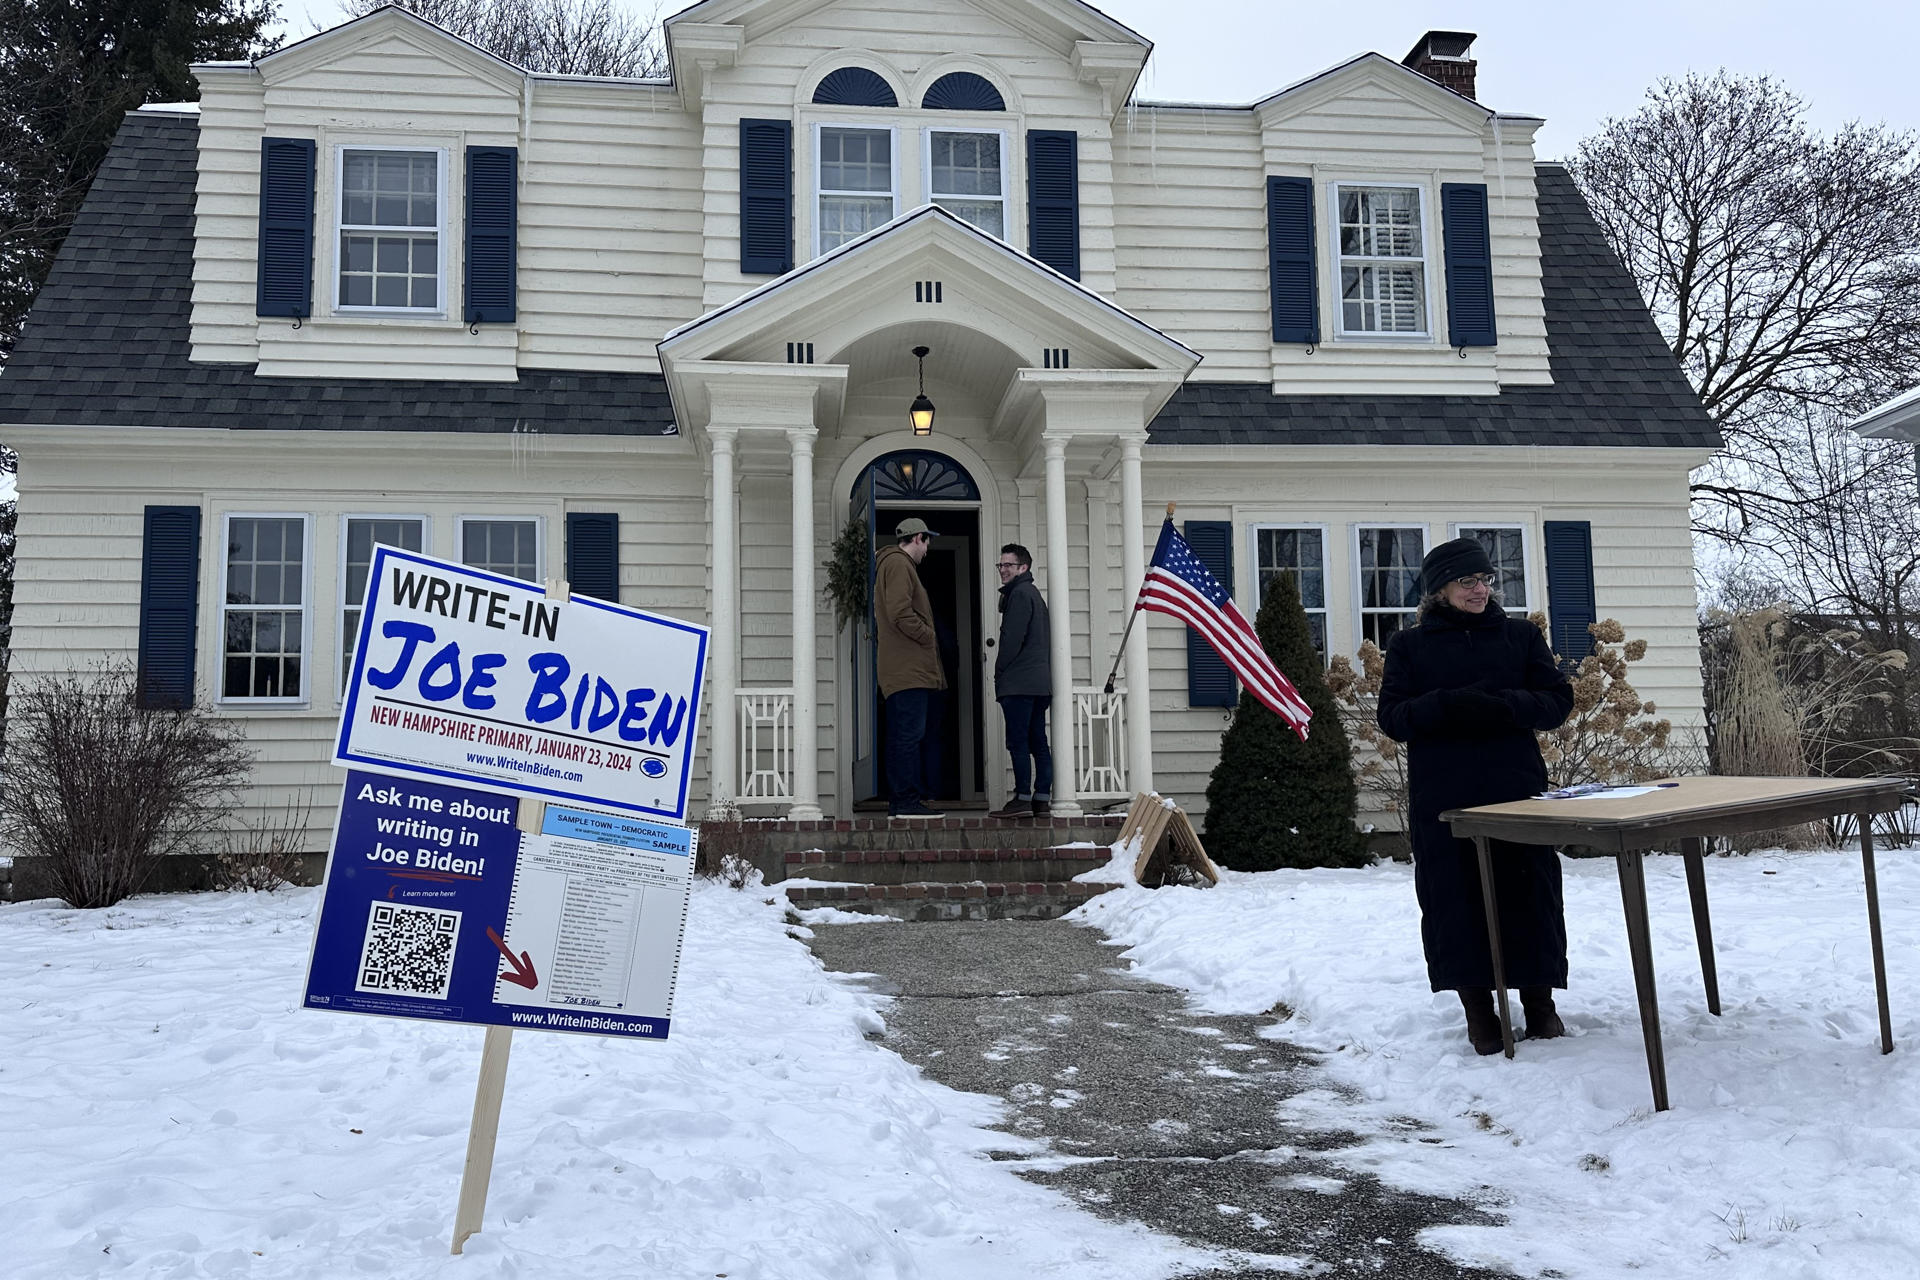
top-left (2, 884), bottom-right (1206, 1279)
top-left (1074, 849), bottom-right (1920, 1278)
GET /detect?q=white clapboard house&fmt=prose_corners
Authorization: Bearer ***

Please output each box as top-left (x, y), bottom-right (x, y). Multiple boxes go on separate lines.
top-left (0, 3), bottom-right (1717, 841)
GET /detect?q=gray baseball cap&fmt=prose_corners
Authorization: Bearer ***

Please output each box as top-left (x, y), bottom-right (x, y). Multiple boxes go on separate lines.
top-left (893, 518), bottom-right (936, 538)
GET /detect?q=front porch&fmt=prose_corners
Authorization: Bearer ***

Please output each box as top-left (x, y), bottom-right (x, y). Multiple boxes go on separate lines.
top-left (659, 205), bottom-right (1200, 820)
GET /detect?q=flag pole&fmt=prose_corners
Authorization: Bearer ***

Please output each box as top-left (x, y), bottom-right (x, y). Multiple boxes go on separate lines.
top-left (1102, 502), bottom-right (1174, 695)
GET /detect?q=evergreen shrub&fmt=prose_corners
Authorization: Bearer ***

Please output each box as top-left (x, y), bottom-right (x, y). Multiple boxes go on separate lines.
top-left (1202, 573), bottom-right (1370, 870)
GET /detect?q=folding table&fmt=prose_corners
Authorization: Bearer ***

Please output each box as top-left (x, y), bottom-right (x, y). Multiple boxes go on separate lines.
top-left (1442, 775), bottom-right (1910, 1111)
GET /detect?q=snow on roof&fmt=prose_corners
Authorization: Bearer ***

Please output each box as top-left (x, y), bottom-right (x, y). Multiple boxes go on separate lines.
top-left (137, 102), bottom-right (200, 114)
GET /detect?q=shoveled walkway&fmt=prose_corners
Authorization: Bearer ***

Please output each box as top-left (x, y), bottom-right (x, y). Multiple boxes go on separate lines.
top-left (807, 918), bottom-right (1515, 1279)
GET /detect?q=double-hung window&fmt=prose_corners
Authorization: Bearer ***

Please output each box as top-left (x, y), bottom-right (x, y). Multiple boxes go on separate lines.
top-left (461, 518), bottom-right (541, 583)
top-left (1454, 524), bottom-right (1529, 608)
top-left (222, 515), bottom-right (308, 701)
top-left (1335, 184), bottom-right (1429, 336)
top-left (926, 129), bottom-right (1005, 239)
top-left (1355, 525), bottom-right (1426, 650)
top-left (341, 517), bottom-right (425, 691)
top-left (1253, 526), bottom-right (1328, 662)
top-left (337, 148), bottom-right (443, 311)
top-left (817, 126), bottom-right (895, 254)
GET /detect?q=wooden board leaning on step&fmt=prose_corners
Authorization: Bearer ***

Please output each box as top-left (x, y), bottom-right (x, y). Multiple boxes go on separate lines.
top-left (1122, 792), bottom-right (1220, 889)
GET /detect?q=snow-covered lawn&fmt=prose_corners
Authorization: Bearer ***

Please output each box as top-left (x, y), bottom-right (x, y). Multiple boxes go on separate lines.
top-left (7, 847), bottom-right (1917, 1278)
top-left (1075, 846), bottom-right (1920, 1278)
top-left (1, 884), bottom-right (1204, 1280)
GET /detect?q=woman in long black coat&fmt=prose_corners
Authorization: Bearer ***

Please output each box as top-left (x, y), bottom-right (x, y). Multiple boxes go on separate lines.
top-left (1377, 537), bottom-right (1575, 1054)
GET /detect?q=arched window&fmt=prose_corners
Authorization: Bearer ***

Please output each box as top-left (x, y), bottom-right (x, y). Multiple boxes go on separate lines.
top-left (921, 72), bottom-right (1005, 112)
top-left (812, 67), bottom-right (897, 108)
top-left (871, 451), bottom-right (980, 502)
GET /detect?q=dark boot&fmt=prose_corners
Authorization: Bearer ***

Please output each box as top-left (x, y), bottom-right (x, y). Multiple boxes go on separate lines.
top-left (1458, 989), bottom-right (1503, 1055)
top-left (1520, 986), bottom-right (1565, 1040)
top-left (989, 798), bottom-right (1032, 819)
top-left (1030, 797), bottom-right (1052, 818)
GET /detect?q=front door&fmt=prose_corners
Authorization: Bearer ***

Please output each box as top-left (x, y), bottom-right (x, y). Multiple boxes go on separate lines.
top-left (850, 450), bottom-right (987, 808)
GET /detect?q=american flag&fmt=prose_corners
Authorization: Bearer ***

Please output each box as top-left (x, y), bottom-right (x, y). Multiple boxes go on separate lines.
top-left (1136, 519), bottom-right (1313, 739)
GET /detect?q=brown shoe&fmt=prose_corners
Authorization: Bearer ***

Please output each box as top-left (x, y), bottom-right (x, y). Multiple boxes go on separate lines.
top-left (1458, 989), bottom-right (1503, 1055)
top-left (1030, 798), bottom-right (1052, 818)
top-left (1520, 986), bottom-right (1565, 1040)
top-left (989, 799), bottom-right (1033, 819)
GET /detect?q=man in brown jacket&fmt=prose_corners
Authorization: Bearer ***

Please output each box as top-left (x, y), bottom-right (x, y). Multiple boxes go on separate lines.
top-left (875, 518), bottom-right (947, 818)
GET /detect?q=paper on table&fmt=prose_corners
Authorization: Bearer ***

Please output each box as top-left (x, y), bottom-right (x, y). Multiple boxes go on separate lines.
top-left (1539, 785), bottom-right (1663, 801)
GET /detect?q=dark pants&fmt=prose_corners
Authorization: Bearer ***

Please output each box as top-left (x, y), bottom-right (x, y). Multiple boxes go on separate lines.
top-left (884, 688), bottom-right (937, 811)
top-left (998, 694), bottom-right (1053, 800)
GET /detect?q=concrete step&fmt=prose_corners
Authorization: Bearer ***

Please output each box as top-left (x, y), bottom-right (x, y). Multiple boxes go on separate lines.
top-left (784, 880), bottom-right (1116, 922)
top-left (702, 813), bottom-right (1125, 883)
top-left (780, 845), bottom-right (1110, 886)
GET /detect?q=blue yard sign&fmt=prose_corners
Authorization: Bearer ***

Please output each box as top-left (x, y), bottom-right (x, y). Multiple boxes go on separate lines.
top-left (304, 770), bottom-right (695, 1040)
top-left (334, 545), bottom-right (710, 822)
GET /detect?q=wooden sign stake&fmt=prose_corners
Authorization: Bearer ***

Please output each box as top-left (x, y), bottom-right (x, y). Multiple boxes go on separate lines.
top-left (451, 794), bottom-right (545, 1253)
top-left (1123, 791), bottom-right (1220, 888)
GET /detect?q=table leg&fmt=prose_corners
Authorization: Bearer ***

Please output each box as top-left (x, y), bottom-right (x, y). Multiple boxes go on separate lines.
top-left (1680, 837), bottom-right (1721, 1016)
top-left (1474, 836), bottom-right (1515, 1059)
top-left (1616, 849), bottom-right (1669, 1112)
top-left (1859, 815), bottom-right (1894, 1055)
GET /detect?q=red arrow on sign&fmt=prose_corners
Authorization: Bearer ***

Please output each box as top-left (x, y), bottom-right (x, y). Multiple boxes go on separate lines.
top-left (486, 926), bottom-right (539, 990)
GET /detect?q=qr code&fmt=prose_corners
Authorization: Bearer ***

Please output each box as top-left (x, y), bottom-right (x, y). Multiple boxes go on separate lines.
top-left (356, 902), bottom-right (462, 1000)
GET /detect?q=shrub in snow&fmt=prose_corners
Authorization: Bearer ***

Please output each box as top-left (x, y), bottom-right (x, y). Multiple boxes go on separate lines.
top-left (1202, 571), bottom-right (1370, 870)
top-left (0, 664), bottom-right (252, 907)
top-left (214, 794), bottom-right (313, 892)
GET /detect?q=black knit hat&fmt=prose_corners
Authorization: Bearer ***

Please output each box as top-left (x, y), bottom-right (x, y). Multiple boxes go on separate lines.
top-left (1421, 537), bottom-right (1496, 595)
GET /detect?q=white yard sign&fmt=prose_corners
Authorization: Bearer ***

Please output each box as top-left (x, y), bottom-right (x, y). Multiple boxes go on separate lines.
top-left (335, 545), bottom-right (710, 822)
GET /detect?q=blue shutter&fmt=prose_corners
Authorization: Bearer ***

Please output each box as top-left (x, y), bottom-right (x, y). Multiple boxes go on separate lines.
top-left (1026, 130), bottom-right (1079, 280)
top-left (464, 146), bottom-right (517, 324)
top-left (138, 506), bottom-right (202, 710)
top-left (256, 138), bottom-right (315, 318)
top-left (1441, 182), bottom-right (1497, 346)
top-left (739, 119), bottom-right (793, 275)
top-left (566, 513), bottom-right (620, 602)
top-left (1184, 520), bottom-right (1237, 707)
top-left (1267, 176), bottom-right (1318, 344)
top-left (1544, 521), bottom-right (1597, 665)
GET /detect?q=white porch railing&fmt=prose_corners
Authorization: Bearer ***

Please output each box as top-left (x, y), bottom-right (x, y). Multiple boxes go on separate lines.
top-left (1072, 687), bottom-right (1129, 802)
top-left (736, 687), bottom-right (794, 801)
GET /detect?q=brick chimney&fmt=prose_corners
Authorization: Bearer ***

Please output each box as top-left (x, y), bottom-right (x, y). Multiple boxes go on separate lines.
top-left (1402, 30), bottom-right (1477, 100)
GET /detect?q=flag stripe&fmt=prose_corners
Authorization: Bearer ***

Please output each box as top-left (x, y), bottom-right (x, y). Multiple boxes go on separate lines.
top-left (1140, 574), bottom-right (1311, 727)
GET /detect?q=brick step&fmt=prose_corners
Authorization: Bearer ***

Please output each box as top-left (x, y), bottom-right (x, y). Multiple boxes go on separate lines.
top-left (702, 813), bottom-right (1125, 857)
top-left (779, 845), bottom-right (1110, 886)
top-left (784, 880), bottom-right (1116, 922)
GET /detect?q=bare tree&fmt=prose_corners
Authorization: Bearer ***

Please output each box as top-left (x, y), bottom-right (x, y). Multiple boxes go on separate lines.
top-left (346, 0), bottom-right (667, 78)
top-left (1569, 73), bottom-right (1920, 541)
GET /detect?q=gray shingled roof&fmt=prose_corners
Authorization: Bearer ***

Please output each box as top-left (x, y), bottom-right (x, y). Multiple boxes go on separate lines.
top-left (0, 114), bottom-right (1716, 450)
top-left (1146, 166), bottom-right (1720, 448)
top-left (0, 112), bottom-right (676, 434)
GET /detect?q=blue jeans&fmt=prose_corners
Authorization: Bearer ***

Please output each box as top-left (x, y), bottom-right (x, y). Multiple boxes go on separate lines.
top-left (998, 694), bottom-right (1053, 800)
top-left (884, 688), bottom-right (935, 810)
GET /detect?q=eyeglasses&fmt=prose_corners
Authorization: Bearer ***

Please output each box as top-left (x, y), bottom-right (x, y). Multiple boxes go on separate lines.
top-left (1452, 573), bottom-right (1498, 589)
top-left (996, 560), bottom-right (1024, 572)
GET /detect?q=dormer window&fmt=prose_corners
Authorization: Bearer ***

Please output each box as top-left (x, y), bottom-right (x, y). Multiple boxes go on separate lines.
top-left (1333, 184), bottom-right (1429, 336)
top-left (927, 130), bottom-right (1006, 239)
top-left (337, 147), bottom-right (444, 312)
top-left (816, 126), bottom-right (895, 253)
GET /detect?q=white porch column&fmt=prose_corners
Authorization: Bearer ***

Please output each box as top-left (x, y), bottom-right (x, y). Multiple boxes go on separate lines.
top-left (787, 427), bottom-right (823, 819)
top-left (1043, 433), bottom-right (1082, 817)
top-left (1119, 433), bottom-right (1153, 793)
top-left (706, 426), bottom-right (739, 820)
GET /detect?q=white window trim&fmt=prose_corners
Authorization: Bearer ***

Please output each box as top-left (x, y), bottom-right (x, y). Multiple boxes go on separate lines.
top-left (337, 514), bottom-right (430, 705)
top-left (331, 145), bottom-right (451, 318)
top-left (921, 125), bottom-right (1010, 242)
top-left (455, 514), bottom-right (547, 586)
top-left (1328, 181), bottom-right (1435, 342)
top-left (1249, 522), bottom-right (1332, 664)
top-left (1449, 521), bottom-right (1532, 610)
top-left (218, 512), bottom-right (313, 707)
top-left (812, 121), bottom-right (900, 260)
top-left (1351, 522), bottom-right (1429, 652)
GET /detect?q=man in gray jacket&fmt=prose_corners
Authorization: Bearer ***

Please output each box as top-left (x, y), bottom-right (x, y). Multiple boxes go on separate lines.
top-left (990, 544), bottom-right (1053, 818)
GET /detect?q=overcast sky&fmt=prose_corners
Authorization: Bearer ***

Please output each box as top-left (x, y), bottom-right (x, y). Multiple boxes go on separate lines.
top-left (275, 1), bottom-right (1919, 159)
